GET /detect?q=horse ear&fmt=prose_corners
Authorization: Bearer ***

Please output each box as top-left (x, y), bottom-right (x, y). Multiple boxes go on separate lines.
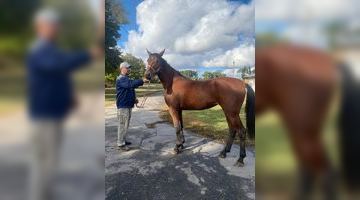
top-left (146, 49), bottom-right (151, 56)
top-left (159, 49), bottom-right (165, 57)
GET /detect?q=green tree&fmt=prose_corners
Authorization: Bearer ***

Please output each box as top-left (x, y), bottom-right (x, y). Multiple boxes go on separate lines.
top-left (105, 73), bottom-right (117, 87)
top-left (256, 32), bottom-right (284, 47)
top-left (326, 21), bottom-right (345, 50)
top-left (202, 71), bottom-right (225, 80)
top-left (0, 0), bottom-right (96, 60)
top-left (0, 0), bottom-right (39, 58)
top-left (239, 66), bottom-right (253, 78)
top-left (121, 53), bottom-right (145, 79)
top-left (239, 66), bottom-right (250, 74)
top-left (180, 70), bottom-right (198, 80)
top-left (212, 71), bottom-right (226, 78)
top-left (105, 0), bottom-right (127, 74)
top-left (43, 0), bottom-right (96, 49)
top-left (202, 71), bottom-right (214, 80)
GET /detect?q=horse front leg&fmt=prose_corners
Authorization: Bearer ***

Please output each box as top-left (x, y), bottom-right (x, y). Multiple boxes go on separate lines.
top-left (169, 108), bottom-right (185, 154)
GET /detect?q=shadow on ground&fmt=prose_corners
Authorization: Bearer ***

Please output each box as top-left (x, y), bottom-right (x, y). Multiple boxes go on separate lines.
top-left (105, 93), bottom-right (255, 200)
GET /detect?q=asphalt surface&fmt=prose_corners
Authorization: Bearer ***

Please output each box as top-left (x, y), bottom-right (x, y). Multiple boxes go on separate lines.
top-left (0, 92), bottom-right (104, 200)
top-left (105, 93), bottom-right (255, 200)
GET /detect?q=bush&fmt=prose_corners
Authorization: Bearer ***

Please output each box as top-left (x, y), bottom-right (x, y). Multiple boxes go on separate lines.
top-left (105, 73), bottom-right (117, 88)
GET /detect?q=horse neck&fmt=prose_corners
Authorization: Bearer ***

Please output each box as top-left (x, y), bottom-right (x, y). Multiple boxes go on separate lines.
top-left (157, 62), bottom-right (182, 91)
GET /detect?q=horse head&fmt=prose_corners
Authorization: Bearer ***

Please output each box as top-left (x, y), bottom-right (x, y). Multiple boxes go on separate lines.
top-left (144, 49), bottom-right (165, 80)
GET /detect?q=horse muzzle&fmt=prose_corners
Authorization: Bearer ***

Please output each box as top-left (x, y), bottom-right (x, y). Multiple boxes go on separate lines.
top-left (144, 70), bottom-right (153, 80)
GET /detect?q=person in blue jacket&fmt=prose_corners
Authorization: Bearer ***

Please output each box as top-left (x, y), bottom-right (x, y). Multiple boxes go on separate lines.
top-left (27, 8), bottom-right (101, 200)
top-left (116, 61), bottom-right (148, 151)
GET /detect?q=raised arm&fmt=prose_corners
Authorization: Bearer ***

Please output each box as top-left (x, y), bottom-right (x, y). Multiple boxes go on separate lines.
top-left (28, 47), bottom-right (91, 73)
top-left (116, 77), bottom-right (144, 89)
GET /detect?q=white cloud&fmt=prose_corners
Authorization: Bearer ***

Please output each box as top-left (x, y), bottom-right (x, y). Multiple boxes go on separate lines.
top-left (124, 0), bottom-right (254, 68)
top-left (256, 0), bottom-right (359, 48)
top-left (203, 44), bottom-right (255, 67)
top-left (256, 0), bottom-right (356, 22)
top-left (281, 24), bottom-right (329, 48)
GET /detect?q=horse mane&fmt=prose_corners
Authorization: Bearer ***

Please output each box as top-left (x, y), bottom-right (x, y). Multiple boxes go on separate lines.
top-left (157, 57), bottom-right (189, 94)
top-left (159, 57), bottom-right (187, 79)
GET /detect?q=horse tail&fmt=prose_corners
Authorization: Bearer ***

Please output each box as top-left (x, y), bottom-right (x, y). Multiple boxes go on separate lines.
top-left (245, 83), bottom-right (255, 139)
top-left (338, 62), bottom-right (360, 188)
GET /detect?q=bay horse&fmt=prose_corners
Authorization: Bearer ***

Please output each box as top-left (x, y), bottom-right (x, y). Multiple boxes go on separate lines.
top-left (256, 44), bottom-right (341, 199)
top-left (144, 49), bottom-right (255, 166)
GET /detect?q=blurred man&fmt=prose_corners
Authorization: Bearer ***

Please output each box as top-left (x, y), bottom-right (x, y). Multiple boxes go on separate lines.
top-left (27, 8), bottom-right (101, 200)
top-left (116, 62), bottom-right (147, 151)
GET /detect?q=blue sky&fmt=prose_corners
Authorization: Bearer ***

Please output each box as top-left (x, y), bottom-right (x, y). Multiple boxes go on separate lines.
top-left (118, 0), bottom-right (142, 47)
top-left (117, 0), bottom-right (254, 75)
top-left (256, 21), bottom-right (289, 35)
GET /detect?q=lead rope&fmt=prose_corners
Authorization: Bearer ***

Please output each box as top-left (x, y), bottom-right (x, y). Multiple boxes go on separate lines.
top-left (135, 81), bottom-right (150, 108)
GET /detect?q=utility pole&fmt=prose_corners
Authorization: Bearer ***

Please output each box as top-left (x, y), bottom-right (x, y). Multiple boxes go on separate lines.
top-left (233, 60), bottom-right (236, 78)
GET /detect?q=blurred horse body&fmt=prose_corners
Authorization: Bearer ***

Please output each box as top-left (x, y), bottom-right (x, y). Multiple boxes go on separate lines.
top-left (256, 44), bottom-right (339, 199)
top-left (144, 50), bottom-right (255, 166)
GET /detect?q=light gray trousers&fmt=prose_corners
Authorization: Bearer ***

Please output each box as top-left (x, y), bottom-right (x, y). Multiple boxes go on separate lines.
top-left (117, 108), bottom-right (132, 146)
top-left (29, 119), bottom-right (63, 200)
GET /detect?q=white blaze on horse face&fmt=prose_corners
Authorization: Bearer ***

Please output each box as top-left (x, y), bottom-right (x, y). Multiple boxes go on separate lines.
top-left (146, 61), bottom-right (153, 70)
top-left (146, 65), bottom-right (152, 75)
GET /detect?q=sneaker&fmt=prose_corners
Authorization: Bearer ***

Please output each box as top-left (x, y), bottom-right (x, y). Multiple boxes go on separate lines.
top-left (118, 145), bottom-right (130, 151)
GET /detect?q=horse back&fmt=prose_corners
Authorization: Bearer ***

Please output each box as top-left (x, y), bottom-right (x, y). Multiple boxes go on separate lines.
top-left (212, 77), bottom-right (247, 111)
top-left (171, 77), bottom-right (246, 111)
top-left (256, 45), bottom-right (338, 127)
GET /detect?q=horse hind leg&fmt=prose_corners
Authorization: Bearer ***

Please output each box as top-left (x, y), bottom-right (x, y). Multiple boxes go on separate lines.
top-left (235, 124), bottom-right (247, 167)
top-left (219, 113), bottom-right (241, 160)
top-left (219, 128), bottom-right (236, 158)
top-left (179, 110), bottom-right (185, 146)
top-left (290, 129), bottom-right (336, 200)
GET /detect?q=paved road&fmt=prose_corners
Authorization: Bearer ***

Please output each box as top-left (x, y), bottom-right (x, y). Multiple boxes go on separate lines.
top-left (0, 92), bottom-right (104, 200)
top-left (105, 93), bottom-right (255, 200)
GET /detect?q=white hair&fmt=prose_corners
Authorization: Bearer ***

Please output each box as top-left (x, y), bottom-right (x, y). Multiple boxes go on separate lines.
top-left (34, 8), bottom-right (60, 24)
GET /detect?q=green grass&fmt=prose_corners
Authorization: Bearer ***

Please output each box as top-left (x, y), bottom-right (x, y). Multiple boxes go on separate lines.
top-left (256, 112), bottom-right (295, 172)
top-left (0, 61), bottom-right (105, 115)
top-left (159, 105), bottom-right (254, 145)
top-left (0, 97), bottom-right (24, 116)
top-left (255, 112), bottom-right (297, 195)
top-left (255, 107), bottom-right (339, 197)
top-left (0, 66), bottom-right (26, 115)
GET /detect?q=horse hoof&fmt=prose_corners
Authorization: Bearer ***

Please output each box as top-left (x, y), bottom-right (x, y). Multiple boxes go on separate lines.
top-left (173, 144), bottom-right (184, 154)
top-left (234, 160), bottom-right (244, 167)
top-left (173, 147), bottom-right (181, 154)
top-left (218, 152), bottom-right (226, 158)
